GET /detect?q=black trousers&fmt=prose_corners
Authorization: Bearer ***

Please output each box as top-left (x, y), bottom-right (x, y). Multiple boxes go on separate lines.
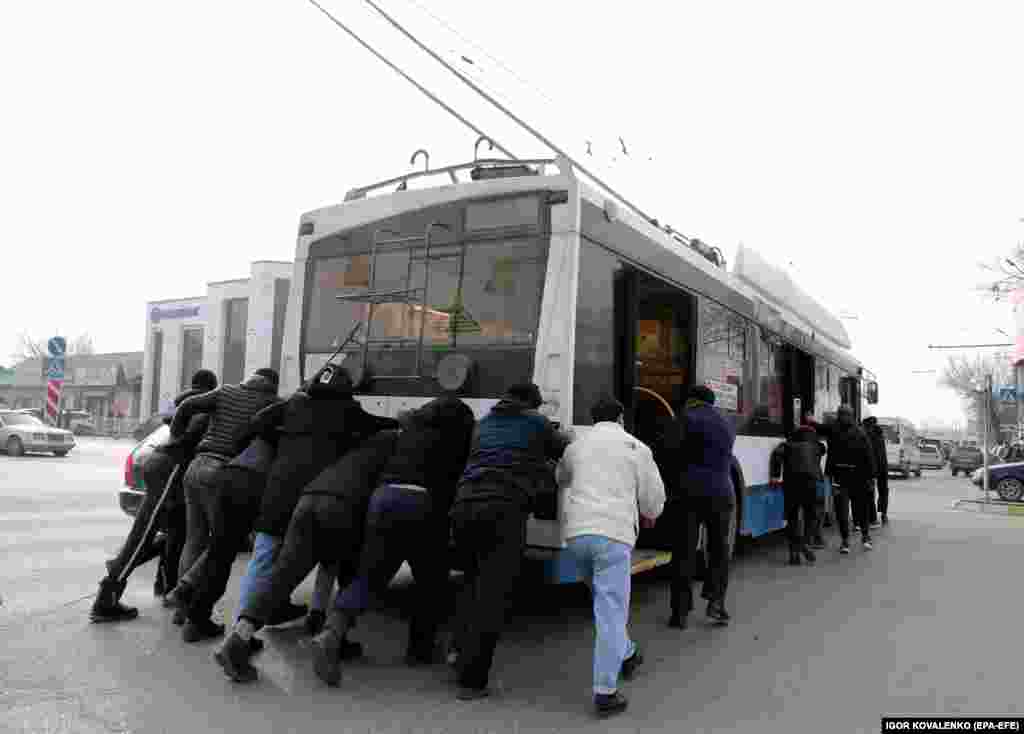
top-left (179, 454), bottom-right (227, 583)
top-left (107, 452), bottom-right (179, 583)
top-left (876, 472), bottom-right (890, 517)
top-left (784, 477), bottom-right (819, 551)
top-left (669, 495), bottom-right (733, 617)
top-left (186, 466), bottom-right (266, 623)
top-left (240, 494), bottom-right (363, 626)
top-left (158, 502), bottom-right (187, 592)
top-left (833, 478), bottom-right (872, 542)
top-left (450, 498), bottom-right (527, 690)
top-left (334, 485), bottom-right (450, 657)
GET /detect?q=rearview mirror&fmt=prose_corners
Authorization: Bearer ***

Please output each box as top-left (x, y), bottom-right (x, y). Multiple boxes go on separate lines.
top-left (866, 381), bottom-right (879, 405)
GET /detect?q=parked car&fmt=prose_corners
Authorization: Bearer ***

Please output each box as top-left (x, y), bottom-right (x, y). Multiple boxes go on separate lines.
top-left (950, 446), bottom-right (984, 477)
top-left (972, 461), bottom-right (1024, 502)
top-left (65, 410), bottom-right (98, 435)
top-left (877, 417), bottom-right (922, 478)
top-left (0, 409), bottom-right (76, 457)
top-left (918, 445), bottom-right (945, 470)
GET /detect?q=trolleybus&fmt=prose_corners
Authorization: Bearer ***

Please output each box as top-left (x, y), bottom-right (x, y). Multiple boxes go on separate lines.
top-left (278, 154), bottom-right (879, 583)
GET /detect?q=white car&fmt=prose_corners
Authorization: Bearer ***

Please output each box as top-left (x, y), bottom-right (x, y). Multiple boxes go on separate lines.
top-left (918, 445), bottom-right (945, 470)
top-left (0, 409), bottom-right (76, 456)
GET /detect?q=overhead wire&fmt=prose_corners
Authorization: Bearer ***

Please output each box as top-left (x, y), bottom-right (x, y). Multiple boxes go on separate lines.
top-left (303, 0), bottom-right (516, 159)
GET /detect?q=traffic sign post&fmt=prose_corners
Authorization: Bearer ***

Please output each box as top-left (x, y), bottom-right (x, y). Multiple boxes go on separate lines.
top-left (45, 336), bottom-right (66, 426)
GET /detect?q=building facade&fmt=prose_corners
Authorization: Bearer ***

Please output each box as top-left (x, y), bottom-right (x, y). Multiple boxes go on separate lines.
top-left (140, 261), bottom-right (292, 418)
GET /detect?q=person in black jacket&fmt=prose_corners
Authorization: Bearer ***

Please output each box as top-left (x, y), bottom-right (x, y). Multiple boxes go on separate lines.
top-left (770, 420), bottom-right (827, 565)
top-left (820, 405), bottom-right (877, 553)
top-left (166, 368), bottom-right (280, 642)
top-left (215, 429), bottom-right (400, 684)
top-left (89, 369), bottom-right (218, 623)
top-left (312, 393), bottom-right (476, 686)
top-left (862, 417), bottom-right (890, 526)
top-left (222, 364), bottom-right (400, 645)
top-left (449, 382), bottom-right (571, 700)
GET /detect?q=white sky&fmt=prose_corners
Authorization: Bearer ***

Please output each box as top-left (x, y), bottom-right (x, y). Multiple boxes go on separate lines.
top-left (3, 0), bottom-right (1022, 427)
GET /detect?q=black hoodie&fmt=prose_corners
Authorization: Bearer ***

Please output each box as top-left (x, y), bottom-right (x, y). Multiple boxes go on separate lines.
top-left (156, 388), bottom-right (213, 464)
top-left (770, 425), bottom-right (827, 482)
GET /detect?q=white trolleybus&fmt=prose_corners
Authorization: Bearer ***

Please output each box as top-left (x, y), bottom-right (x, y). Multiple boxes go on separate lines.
top-left (278, 154), bottom-right (879, 584)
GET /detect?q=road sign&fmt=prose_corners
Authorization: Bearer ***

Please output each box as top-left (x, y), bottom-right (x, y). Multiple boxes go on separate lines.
top-left (45, 336), bottom-right (65, 424)
top-left (47, 337), bottom-right (66, 357)
top-left (995, 385), bottom-right (1019, 402)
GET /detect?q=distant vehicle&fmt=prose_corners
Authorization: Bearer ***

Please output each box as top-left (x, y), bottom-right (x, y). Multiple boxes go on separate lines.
top-left (876, 416), bottom-right (921, 478)
top-left (0, 409), bottom-right (76, 457)
top-left (972, 461), bottom-right (1024, 502)
top-left (950, 446), bottom-right (984, 477)
top-left (918, 444), bottom-right (945, 470)
top-left (65, 410), bottom-right (97, 435)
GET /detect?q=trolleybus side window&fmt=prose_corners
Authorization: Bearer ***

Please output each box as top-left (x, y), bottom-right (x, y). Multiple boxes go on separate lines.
top-left (698, 299), bottom-right (750, 427)
top-left (751, 329), bottom-right (786, 436)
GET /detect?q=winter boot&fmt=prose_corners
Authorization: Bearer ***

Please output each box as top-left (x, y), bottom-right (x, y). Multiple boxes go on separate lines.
top-left (311, 610), bottom-right (354, 687)
top-left (90, 579), bottom-right (139, 623)
top-left (788, 549), bottom-right (802, 566)
top-left (706, 600), bottom-right (730, 625)
top-left (214, 631), bottom-right (259, 683)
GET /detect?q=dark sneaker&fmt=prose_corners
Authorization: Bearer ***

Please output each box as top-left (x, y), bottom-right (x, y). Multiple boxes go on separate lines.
top-left (594, 691), bottom-right (628, 718)
top-left (706, 601), bottom-right (730, 625)
top-left (863, 537), bottom-right (873, 551)
top-left (214, 632), bottom-right (259, 683)
top-left (456, 686), bottom-right (490, 701)
top-left (621, 647), bottom-right (643, 680)
top-left (802, 546), bottom-right (816, 564)
top-left (667, 613), bottom-right (688, 630)
top-left (89, 580), bottom-right (139, 624)
top-left (183, 619), bottom-right (225, 643)
top-left (311, 629), bottom-right (343, 687)
top-left (788, 550), bottom-right (802, 566)
top-left (881, 514), bottom-right (889, 526)
top-left (870, 520), bottom-right (882, 529)
top-left (304, 609), bottom-right (326, 636)
top-left (839, 543), bottom-right (851, 555)
top-left (267, 602), bottom-right (308, 627)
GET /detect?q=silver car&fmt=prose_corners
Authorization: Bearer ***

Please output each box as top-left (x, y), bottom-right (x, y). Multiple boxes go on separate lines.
top-left (0, 410), bottom-right (76, 456)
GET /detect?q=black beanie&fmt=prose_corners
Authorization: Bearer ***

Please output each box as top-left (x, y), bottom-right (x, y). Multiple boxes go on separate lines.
top-left (190, 369), bottom-right (218, 392)
top-left (688, 384), bottom-right (716, 406)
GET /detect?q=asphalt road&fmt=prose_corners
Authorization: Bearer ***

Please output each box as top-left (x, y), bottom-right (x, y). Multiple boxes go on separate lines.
top-left (2, 444), bottom-right (1022, 734)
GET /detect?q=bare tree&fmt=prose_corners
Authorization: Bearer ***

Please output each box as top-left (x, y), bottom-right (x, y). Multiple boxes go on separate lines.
top-left (979, 241), bottom-right (1024, 301)
top-left (940, 354), bottom-right (1009, 444)
top-left (10, 332), bottom-right (96, 362)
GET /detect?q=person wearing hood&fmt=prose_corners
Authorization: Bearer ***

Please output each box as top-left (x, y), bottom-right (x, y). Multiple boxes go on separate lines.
top-left (90, 369), bottom-right (219, 623)
top-left (770, 418), bottom-right (827, 565)
top-left (862, 417), bottom-right (890, 527)
top-left (449, 382), bottom-right (571, 700)
top-left (215, 428), bottom-right (400, 684)
top-left (663, 384), bottom-right (736, 630)
top-left (308, 392), bottom-right (476, 687)
top-left (219, 364), bottom-right (400, 647)
top-left (820, 405), bottom-right (877, 553)
top-left (166, 368), bottom-right (281, 642)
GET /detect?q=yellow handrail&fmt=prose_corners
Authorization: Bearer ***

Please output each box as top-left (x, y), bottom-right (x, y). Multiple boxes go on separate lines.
top-left (633, 386), bottom-right (676, 419)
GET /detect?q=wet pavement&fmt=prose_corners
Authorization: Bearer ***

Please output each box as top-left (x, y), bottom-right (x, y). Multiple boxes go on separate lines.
top-left (2, 447), bottom-right (1023, 734)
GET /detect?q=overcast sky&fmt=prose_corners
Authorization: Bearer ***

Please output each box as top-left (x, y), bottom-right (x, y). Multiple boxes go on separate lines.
top-left (3, 0), bottom-right (1022, 427)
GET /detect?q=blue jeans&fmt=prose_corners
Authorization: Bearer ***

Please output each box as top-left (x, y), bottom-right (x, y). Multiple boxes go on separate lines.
top-left (566, 535), bottom-right (636, 695)
top-left (235, 532), bottom-right (280, 624)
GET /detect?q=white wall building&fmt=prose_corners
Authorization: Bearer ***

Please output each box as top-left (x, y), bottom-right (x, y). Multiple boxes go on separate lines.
top-left (140, 261), bottom-right (292, 417)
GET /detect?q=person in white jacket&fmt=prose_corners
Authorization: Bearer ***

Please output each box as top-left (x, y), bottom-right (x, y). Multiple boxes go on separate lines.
top-left (555, 395), bottom-right (666, 718)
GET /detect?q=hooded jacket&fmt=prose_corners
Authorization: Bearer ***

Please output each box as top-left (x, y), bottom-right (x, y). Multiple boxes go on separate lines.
top-left (770, 425), bottom-right (826, 482)
top-left (663, 400), bottom-right (736, 501)
top-left (824, 420), bottom-right (878, 484)
top-left (864, 423), bottom-right (889, 474)
top-left (453, 397), bottom-right (571, 513)
top-left (250, 388), bottom-right (400, 537)
top-left (377, 395), bottom-right (476, 519)
top-left (170, 375), bottom-right (280, 461)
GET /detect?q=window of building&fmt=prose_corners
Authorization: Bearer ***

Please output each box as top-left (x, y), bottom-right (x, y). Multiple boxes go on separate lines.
top-left (150, 330), bottom-right (163, 415)
top-left (699, 299), bottom-right (749, 424)
top-left (271, 278), bottom-right (290, 375)
top-left (180, 328), bottom-right (204, 392)
top-left (223, 298), bottom-right (248, 385)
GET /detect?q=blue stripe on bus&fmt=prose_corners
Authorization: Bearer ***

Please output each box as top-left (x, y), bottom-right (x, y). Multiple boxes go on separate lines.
top-left (741, 479), bottom-right (832, 538)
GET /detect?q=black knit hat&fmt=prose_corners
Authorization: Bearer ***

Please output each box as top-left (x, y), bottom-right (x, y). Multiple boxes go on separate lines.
top-left (688, 384), bottom-right (716, 406)
top-left (190, 369), bottom-right (218, 392)
top-left (504, 382), bottom-right (543, 409)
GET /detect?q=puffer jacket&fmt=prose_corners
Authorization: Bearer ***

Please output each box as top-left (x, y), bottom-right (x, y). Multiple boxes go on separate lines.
top-left (378, 395), bottom-right (476, 519)
top-left (556, 422), bottom-right (666, 547)
top-left (454, 397), bottom-right (571, 514)
top-left (170, 376), bottom-right (280, 460)
top-left (770, 425), bottom-right (827, 482)
top-left (252, 391), bottom-right (400, 537)
top-left (825, 423), bottom-right (878, 484)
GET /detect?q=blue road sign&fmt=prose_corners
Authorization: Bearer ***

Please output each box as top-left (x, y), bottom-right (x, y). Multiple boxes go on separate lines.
top-left (47, 356), bottom-right (65, 380)
top-left (995, 385), bottom-right (1019, 402)
top-left (47, 336), bottom-right (66, 357)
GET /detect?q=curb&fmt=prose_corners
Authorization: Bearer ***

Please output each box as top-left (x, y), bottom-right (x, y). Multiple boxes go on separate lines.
top-left (951, 498), bottom-right (1024, 516)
